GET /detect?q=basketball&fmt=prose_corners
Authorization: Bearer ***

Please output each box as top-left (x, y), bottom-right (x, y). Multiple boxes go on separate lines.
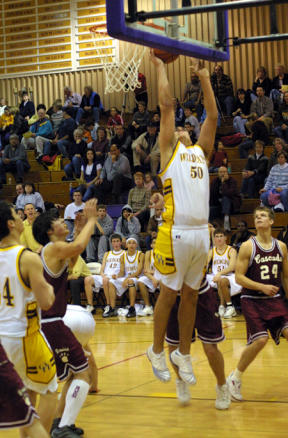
top-left (153, 48), bottom-right (179, 64)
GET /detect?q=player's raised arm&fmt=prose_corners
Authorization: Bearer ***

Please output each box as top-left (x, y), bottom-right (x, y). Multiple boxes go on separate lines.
top-left (195, 61), bottom-right (218, 156)
top-left (150, 49), bottom-right (175, 169)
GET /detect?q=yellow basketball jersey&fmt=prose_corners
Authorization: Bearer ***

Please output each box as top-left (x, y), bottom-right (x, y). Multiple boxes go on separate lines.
top-left (0, 245), bottom-right (40, 337)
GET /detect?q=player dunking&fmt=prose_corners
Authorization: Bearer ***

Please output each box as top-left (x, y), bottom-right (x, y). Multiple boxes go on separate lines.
top-left (33, 199), bottom-right (99, 438)
top-left (227, 206), bottom-right (288, 400)
top-left (147, 51), bottom-right (217, 383)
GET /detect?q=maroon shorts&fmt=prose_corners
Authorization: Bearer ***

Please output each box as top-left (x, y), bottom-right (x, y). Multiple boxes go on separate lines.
top-left (41, 319), bottom-right (88, 381)
top-left (241, 296), bottom-right (288, 345)
top-left (166, 287), bottom-right (225, 345)
top-left (0, 344), bottom-right (38, 429)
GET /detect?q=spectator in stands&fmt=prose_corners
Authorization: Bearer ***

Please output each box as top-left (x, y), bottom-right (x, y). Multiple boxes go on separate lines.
top-left (20, 203), bottom-right (42, 253)
top-left (93, 144), bottom-right (132, 203)
top-left (21, 105), bottom-right (53, 156)
top-left (107, 107), bottom-right (123, 134)
top-left (173, 98), bottom-right (185, 127)
top-left (151, 111), bottom-right (160, 128)
top-left (260, 151), bottom-right (288, 212)
top-left (109, 125), bottom-right (132, 162)
top-left (63, 128), bottom-right (87, 180)
top-left (270, 64), bottom-right (288, 107)
top-left (268, 137), bottom-right (288, 172)
top-left (146, 207), bottom-right (163, 249)
top-left (50, 101), bottom-right (64, 133)
top-left (115, 204), bottom-right (141, 247)
top-left (128, 172), bottom-right (150, 231)
top-left (91, 127), bottom-right (109, 165)
top-left (19, 91), bottom-right (35, 120)
top-left (230, 220), bottom-right (254, 252)
top-left (211, 65), bottom-right (234, 116)
top-left (183, 72), bottom-right (202, 109)
top-left (76, 85), bottom-right (102, 124)
top-left (64, 86), bottom-right (82, 118)
top-left (274, 91), bottom-right (288, 142)
top-left (76, 149), bottom-right (102, 201)
top-left (209, 140), bottom-right (228, 173)
top-left (13, 183), bottom-right (24, 204)
top-left (144, 172), bottom-right (156, 191)
top-left (130, 101), bottom-right (150, 139)
top-left (232, 89), bottom-right (252, 134)
top-left (241, 140), bottom-right (268, 198)
top-left (68, 255), bottom-right (92, 306)
top-left (42, 107), bottom-right (77, 158)
top-left (0, 106), bottom-right (14, 148)
top-left (0, 97), bottom-right (7, 117)
top-left (251, 66), bottom-right (272, 98)
top-left (184, 106), bottom-right (200, 139)
top-left (83, 120), bottom-right (98, 147)
top-left (16, 207), bottom-right (25, 220)
top-left (209, 166), bottom-right (241, 231)
top-left (46, 98), bottom-right (62, 119)
top-left (132, 122), bottom-right (160, 176)
top-left (0, 134), bottom-right (30, 184)
top-left (246, 86), bottom-right (274, 133)
top-left (86, 204), bottom-right (114, 263)
top-left (15, 182), bottom-right (45, 211)
top-left (9, 106), bottom-right (28, 138)
top-left (184, 121), bottom-right (197, 144)
top-left (134, 72), bottom-right (148, 108)
top-left (64, 189), bottom-right (85, 239)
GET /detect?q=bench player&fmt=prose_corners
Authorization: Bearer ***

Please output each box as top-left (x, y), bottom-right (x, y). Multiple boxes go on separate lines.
top-left (147, 50), bottom-right (218, 384)
top-left (227, 206), bottom-right (288, 401)
top-left (138, 237), bottom-right (158, 316)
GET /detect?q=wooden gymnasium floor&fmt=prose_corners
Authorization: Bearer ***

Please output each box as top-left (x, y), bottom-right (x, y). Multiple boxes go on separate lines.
top-left (2, 312), bottom-right (288, 438)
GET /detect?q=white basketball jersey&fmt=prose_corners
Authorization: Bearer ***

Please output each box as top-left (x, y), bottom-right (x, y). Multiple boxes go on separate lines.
top-left (159, 141), bottom-right (209, 227)
top-left (124, 250), bottom-right (142, 276)
top-left (104, 250), bottom-right (125, 276)
top-left (0, 245), bottom-right (40, 337)
top-left (211, 246), bottom-right (232, 275)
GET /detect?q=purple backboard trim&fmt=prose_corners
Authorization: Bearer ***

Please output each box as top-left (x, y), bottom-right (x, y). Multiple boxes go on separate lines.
top-left (106, 0), bottom-right (229, 62)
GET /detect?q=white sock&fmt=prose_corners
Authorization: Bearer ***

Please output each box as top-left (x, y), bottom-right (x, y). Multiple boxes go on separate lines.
top-left (233, 368), bottom-right (242, 381)
top-left (59, 379), bottom-right (90, 428)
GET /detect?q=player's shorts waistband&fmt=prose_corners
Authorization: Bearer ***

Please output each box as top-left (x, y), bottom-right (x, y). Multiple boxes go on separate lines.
top-left (172, 224), bottom-right (208, 230)
top-left (41, 317), bottom-right (62, 323)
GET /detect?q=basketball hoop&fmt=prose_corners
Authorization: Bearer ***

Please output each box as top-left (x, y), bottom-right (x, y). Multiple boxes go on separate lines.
top-left (89, 24), bottom-right (146, 94)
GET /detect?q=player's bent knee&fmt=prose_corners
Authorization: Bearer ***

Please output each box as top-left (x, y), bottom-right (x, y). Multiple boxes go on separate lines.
top-left (203, 343), bottom-right (218, 358)
top-left (254, 336), bottom-right (269, 349)
top-left (219, 277), bottom-right (229, 287)
top-left (75, 368), bottom-right (91, 385)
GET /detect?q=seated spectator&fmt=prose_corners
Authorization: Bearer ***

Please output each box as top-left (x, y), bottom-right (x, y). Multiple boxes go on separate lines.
top-left (0, 106), bottom-right (14, 148)
top-left (63, 128), bottom-right (87, 180)
top-left (173, 98), bottom-right (185, 127)
top-left (0, 134), bottom-right (30, 185)
top-left (207, 229), bottom-right (241, 318)
top-left (238, 119), bottom-right (270, 159)
top-left (19, 91), bottom-right (35, 121)
top-left (76, 149), bottom-right (102, 201)
top-left (46, 98), bottom-right (62, 118)
top-left (267, 137), bottom-right (288, 172)
top-left (251, 66), bottom-right (272, 98)
top-left (274, 90), bottom-right (288, 142)
top-left (76, 86), bottom-right (103, 124)
top-left (63, 86), bottom-right (82, 117)
top-left (20, 203), bottom-right (42, 253)
top-left (68, 255), bottom-right (92, 306)
top-left (144, 172), bottom-right (156, 191)
top-left (84, 233), bottom-right (125, 316)
top-left (209, 140), bottom-right (228, 173)
top-left (138, 237), bottom-right (159, 316)
top-left (183, 72), bottom-right (201, 111)
top-left (232, 89), bottom-right (252, 134)
top-left (93, 144), bottom-right (133, 204)
top-left (184, 106), bottom-right (200, 139)
top-left (129, 101), bottom-right (150, 139)
top-left (16, 207), bottom-right (25, 220)
top-left (9, 107), bottom-right (29, 138)
top-left (134, 72), bottom-right (148, 108)
top-left (132, 122), bottom-right (160, 176)
top-left (91, 127), bottom-right (109, 164)
top-left (146, 206), bottom-right (163, 249)
top-left (184, 121), bottom-right (197, 144)
top-left (128, 172), bottom-right (150, 231)
top-left (0, 97), bottom-right (7, 117)
top-left (209, 166), bottom-right (241, 231)
top-left (270, 64), bottom-right (288, 107)
top-left (115, 204), bottom-right (141, 247)
top-left (83, 120), bottom-right (98, 147)
top-left (42, 107), bottom-right (77, 158)
top-left (200, 107), bottom-right (221, 127)
top-left (50, 101), bottom-right (64, 133)
top-left (64, 189), bottom-right (85, 239)
top-left (151, 111), bottom-right (160, 129)
top-left (107, 107), bottom-right (123, 134)
top-left (15, 182), bottom-right (45, 211)
top-left (13, 183), bottom-right (24, 204)
top-left (246, 86), bottom-right (274, 133)
top-left (241, 140), bottom-right (268, 198)
top-left (211, 65), bottom-right (234, 116)
top-left (260, 151), bottom-right (288, 212)
top-left (109, 238), bottom-right (144, 318)
top-left (230, 220), bottom-right (254, 252)
top-left (109, 125), bottom-right (132, 162)
top-left (86, 204), bottom-right (114, 263)
top-left (21, 105), bottom-right (53, 155)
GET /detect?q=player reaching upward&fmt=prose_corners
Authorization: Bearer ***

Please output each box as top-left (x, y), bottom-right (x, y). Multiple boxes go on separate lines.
top-left (147, 50), bottom-right (218, 384)
top-left (227, 206), bottom-right (288, 401)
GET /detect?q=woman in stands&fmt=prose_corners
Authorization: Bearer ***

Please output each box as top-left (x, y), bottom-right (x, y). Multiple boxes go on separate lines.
top-left (15, 182), bottom-right (45, 211)
top-left (77, 149), bottom-right (102, 201)
top-left (268, 137), bottom-right (288, 172)
top-left (260, 151), bottom-right (288, 212)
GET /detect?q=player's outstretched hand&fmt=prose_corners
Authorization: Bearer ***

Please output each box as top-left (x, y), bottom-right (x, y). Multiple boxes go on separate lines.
top-left (150, 49), bottom-right (164, 67)
top-left (262, 284), bottom-right (279, 296)
top-left (190, 58), bottom-right (209, 78)
top-left (150, 192), bottom-right (164, 210)
top-left (84, 198), bottom-right (98, 220)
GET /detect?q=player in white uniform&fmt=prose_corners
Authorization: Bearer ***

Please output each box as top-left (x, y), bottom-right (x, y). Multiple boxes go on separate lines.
top-left (147, 51), bottom-right (217, 385)
top-left (84, 233), bottom-right (125, 318)
top-left (109, 237), bottom-right (144, 318)
top-left (0, 200), bottom-right (57, 436)
top-left (138, 237), bottom-right (158, 316)
top-left (207, 228), bottom-right (242, 318)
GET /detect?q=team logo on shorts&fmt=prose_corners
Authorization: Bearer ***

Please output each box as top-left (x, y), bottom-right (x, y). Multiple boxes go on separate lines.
top-left (55, 348), bottom-right (69, 363)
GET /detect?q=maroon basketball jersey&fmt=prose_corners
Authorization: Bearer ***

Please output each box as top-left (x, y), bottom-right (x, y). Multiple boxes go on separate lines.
top-left (242, 236), bottom-right (283, 299)
top-left (41, 243), bottom-right (69, 319)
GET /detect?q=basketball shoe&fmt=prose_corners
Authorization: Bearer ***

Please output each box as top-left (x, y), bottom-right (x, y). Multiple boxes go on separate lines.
top-left (215, 383), bottom-right (231, 410)
top-left (146, 345), bottom-right (171, 382)
top-left (176, 378), bottom-right (191, 405)
top-left (170, 349), bottom-right (196, 385)
top-left (227, 372), bottom-right (243, 401)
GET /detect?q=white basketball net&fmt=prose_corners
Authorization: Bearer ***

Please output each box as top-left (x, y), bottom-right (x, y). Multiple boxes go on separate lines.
top-left (90, 25), bottom-right (146, 94)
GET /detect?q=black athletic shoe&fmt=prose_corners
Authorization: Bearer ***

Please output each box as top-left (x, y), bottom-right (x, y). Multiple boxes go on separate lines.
top-left (127, 306), bottom-right (136, 318)
top-left (51, 419), bottom-right (84, 436)
top-left (70, 424), bottom-right (84, 435)
top-left (50, 417), bottom-right (61, 434)
top-left (51, 425), bottom-right (80, 438)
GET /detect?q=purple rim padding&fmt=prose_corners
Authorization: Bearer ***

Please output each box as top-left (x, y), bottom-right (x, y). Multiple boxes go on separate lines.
top-left (106, 0), bottom-right (229, 62)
